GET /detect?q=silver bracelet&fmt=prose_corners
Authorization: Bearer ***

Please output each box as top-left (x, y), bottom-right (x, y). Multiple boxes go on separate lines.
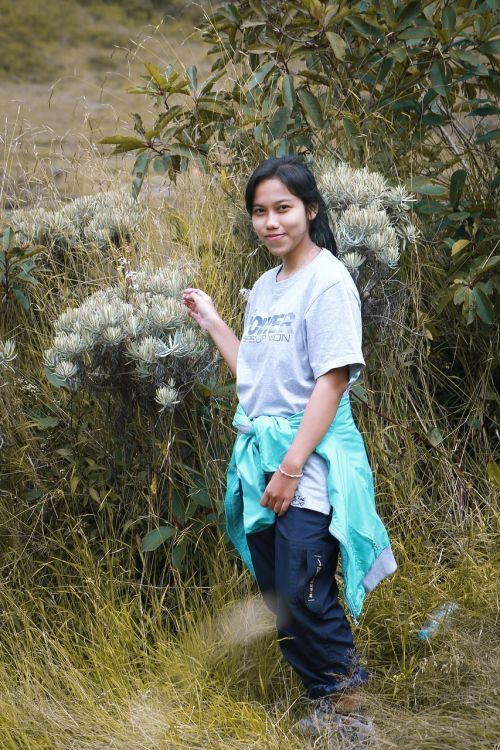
top-left (278, 464), bottom-right (304, 479)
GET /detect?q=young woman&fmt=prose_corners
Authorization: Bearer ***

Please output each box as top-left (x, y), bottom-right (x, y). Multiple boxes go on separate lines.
top-left (182, 156), bottom-right (396, 733)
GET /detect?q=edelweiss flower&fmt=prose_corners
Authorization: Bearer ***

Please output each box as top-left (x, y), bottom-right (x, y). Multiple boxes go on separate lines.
top-left (0, 339), bottom-right (17, 368)
top-left (54, 360), bottom-right (78, 381)
top-left (341, 251), bottom-right (366, 276)
top-left (155, 380), bottom-right (179, 412)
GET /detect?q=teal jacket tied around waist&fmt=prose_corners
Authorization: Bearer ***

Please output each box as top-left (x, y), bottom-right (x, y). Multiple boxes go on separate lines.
top-left (224, 394), bottom-right (397, 621)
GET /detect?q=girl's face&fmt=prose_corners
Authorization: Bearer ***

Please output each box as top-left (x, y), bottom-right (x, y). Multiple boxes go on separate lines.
top-left (251, 178), bottom-right (317, 261)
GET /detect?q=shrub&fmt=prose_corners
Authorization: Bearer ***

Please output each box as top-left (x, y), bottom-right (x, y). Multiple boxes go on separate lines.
top-left (44, 261), bottom-right (214, 412)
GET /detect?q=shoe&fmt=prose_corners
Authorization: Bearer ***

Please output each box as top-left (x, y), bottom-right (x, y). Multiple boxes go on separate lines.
top-left (294, 695), bottom-right (375, 741)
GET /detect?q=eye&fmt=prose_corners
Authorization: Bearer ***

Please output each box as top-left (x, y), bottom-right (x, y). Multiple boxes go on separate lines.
top-left (278, 203), bottom-right (290, 211)
top-left (252, 207), bottom-right (264, 215)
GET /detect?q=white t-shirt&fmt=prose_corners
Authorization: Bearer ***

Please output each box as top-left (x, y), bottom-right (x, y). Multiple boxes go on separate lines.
top-left (236, 248), bottom-right (365, 515)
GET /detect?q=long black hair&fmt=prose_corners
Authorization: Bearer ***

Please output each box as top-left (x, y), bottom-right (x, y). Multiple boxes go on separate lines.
top-left (244, 155), bottom-right (337, 256)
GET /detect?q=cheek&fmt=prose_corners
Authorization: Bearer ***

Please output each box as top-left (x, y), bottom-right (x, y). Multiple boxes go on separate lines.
top-left (252, 217), bottom-right (264, 235)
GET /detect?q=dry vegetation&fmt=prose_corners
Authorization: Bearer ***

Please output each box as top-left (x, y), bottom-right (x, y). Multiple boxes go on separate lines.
top-left (0, 3), bottom-right (499, 749)
top-left (1, 0), bottom-right (210, 200)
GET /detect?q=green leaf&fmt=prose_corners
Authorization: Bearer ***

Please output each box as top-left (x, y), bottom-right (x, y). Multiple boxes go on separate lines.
top-left (45, 366), bottom-right (66, 389)
top-left (379, 0), bottom-right (396, 25)
top-left (167, 144), bottom-right (207, 168)
top-left (190, 488), bottom-right (212, 508)
top-left (442, 7), bottom-right (456, 34)
top-left (449, 169), bottom-right (467, 209)
top-left (398, 27), bottom-right (433, 40)
top-left (326, 31), bottom-right (346, 60)
top-left (410, 177), bottom-right (447, 196)
top-left (430, 59), bottom-right (448, 97)
top-left (248, 61), bottom-right (276, 89)
top-left (2, 227), bottom-right (12, 250)
top-left (153, 155), bottom-right (171, 175)
top-left (186, 65), bottom-right (198, 93)
top-left (13, 287), bottom-right (29, 310)
top-left (414, 198), bottom-right (446, 214)
top-left (171, 537), bottom-right (188, 569)
top-left (475, 129), bottom-right (500, 144)
top-left (282, 74), bottom-right (295, 109)
top-left (468, 105), bottom-right (500, 116)
top-left (100, 136), bottom-right (145, 149)
top-left (268, 106), bottom-right (291, 141)
top-left (297, 88), bottom-right (324, 127)
top-left (427, 427), bottom-right (444, 447)
top-left (142, 525), bottom-right (176, 552)
top-left (397, 1), bottom-right (421, 25)
top-left (33, 416), bottom-right (60, 429)
top-left (131, 151), bottom-right (151, 200)
top-left (449, 49), bottom-right (485, 66)
top-left (421, 112), bottom-right (446, 126)
top-left (390, 98), bottom-right (419, 112)
top-left (343, 117), bottom-right (362, 153)
top-left (451, 239), bottom-right (470, 256)
top-left (487, 461), bottom-right (500, 487)
top-left (472, 288), bottom-right (494, 324)
top-left (479, 40), bottom-right (500, 56)
top-left (144, 62), bottom-right (167, 89)
top-left (347, 16), bottom-right (383, 39)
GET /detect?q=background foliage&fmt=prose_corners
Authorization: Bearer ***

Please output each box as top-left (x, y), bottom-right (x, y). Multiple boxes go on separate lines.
top-left (0, 1), bottom-right (499, 747)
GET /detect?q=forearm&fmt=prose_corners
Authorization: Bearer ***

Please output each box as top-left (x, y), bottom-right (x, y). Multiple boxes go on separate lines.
top-left (282, 367), bottom-right (348, 473)
top-left (205, 316), bottom-right (240, 377)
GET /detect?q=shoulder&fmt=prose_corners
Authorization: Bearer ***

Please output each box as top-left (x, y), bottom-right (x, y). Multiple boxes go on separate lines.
top-left (253, 265), bottom-right (277, 288)
top-left (315, 249), bottom-right (355, 287)
top-left (306, 250), bottom-right (360, 308)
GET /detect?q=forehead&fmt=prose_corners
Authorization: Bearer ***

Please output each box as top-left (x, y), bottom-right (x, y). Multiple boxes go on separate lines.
top-left (253, 177), bottom-right (298, 205)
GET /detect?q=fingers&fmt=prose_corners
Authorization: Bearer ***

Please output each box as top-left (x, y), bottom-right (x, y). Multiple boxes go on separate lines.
top-left (182, 288), bottom-right (213, 303)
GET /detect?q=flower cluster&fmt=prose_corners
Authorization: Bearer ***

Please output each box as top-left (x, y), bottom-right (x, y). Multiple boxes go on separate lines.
top-left (317, 163), bottom-right (418, 278)
top-left (0, 339), bottom-right (17, 370)
top-left (9, 191), bottom-right (142, 251)
top-left (44, 263), bottom-right (213, 413)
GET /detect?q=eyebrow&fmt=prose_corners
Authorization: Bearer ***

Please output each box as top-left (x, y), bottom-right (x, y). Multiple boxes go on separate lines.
top-left (252, 197), bottom-right (294, 207)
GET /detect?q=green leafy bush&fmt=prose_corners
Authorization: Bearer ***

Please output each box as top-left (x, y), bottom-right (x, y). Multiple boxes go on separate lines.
top-left (0, 226), bottom-right (43, 311)
top-left (103, 0), bottom-right (498, 327)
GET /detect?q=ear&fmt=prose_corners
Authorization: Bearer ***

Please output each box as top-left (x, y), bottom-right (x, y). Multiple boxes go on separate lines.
top-left (307, 203), bottom-right (318, 221)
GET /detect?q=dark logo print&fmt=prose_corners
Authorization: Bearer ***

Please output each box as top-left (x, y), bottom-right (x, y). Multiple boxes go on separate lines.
top-left (242, 312), bottom-right (296, 343)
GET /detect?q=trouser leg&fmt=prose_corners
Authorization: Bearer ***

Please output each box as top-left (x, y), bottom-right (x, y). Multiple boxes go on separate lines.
top-left (247, 506), bottom-right (362, 698)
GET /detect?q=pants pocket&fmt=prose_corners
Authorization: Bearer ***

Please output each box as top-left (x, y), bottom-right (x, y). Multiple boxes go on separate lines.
top-left (302, 547), bottom-right (330, 616)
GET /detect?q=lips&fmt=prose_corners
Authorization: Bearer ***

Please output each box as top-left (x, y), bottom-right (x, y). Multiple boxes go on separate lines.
top-left (265, 233), bottom-right (285, 240)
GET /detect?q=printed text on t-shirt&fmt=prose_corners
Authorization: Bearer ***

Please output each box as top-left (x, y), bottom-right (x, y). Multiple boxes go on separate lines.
top-left (242, 312), bottom-right (296, 343)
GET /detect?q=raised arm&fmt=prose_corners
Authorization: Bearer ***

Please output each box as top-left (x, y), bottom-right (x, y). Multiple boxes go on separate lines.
top-left (181, 288), bottom-right (240, 377)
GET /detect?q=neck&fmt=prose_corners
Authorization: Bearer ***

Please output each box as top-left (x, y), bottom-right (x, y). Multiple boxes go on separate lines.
top-left (279, 241), bottom-right (321, 279)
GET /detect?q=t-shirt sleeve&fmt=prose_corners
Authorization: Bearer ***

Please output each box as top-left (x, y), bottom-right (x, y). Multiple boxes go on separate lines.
top-left (304, 280), bottom-right (365, 385)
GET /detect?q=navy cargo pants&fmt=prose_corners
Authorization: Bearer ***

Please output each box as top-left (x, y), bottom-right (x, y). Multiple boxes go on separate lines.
top-left (246, 496), bottom-right (368, 699)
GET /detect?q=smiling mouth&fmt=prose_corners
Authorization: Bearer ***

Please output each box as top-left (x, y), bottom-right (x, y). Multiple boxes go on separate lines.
top-left (265, 233), bottom-right (285, 240)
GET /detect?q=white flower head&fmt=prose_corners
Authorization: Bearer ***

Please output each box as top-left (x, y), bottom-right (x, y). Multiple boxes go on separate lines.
top-left (335, 206), bottom-right (391, 248)
top-left (341, 251), bottom-right (366, 276)
top-left (150, 297), bottom-right (187, 331)
top-left (54, 360), bottom-right (78, 381)
top-left (43, 347), bottom-right (62, 369)
top-left (318, 164), bottom-right (388, 210)
top-left (382, 186), bottom-right (416, 215)
top-left (167, 328), bottom-right (208, 359)
top-left (53, 332), bottom-right (88, 357)
top-left (101, 326), bottom-right (125, 346)
top-left (0, 339), bottom-right (17, 368)
top-left (396, 222), bottom-right (420, 243)
top-left (155, 380), bottom-right (179, 412)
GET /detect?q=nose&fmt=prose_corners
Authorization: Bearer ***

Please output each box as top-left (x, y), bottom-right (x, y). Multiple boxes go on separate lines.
top-left (265, 211), bottom-right (279, 229)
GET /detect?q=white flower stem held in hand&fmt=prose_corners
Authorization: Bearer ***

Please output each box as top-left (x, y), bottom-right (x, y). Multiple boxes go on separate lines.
top-left (181, 287), bottom-right (240, 377)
